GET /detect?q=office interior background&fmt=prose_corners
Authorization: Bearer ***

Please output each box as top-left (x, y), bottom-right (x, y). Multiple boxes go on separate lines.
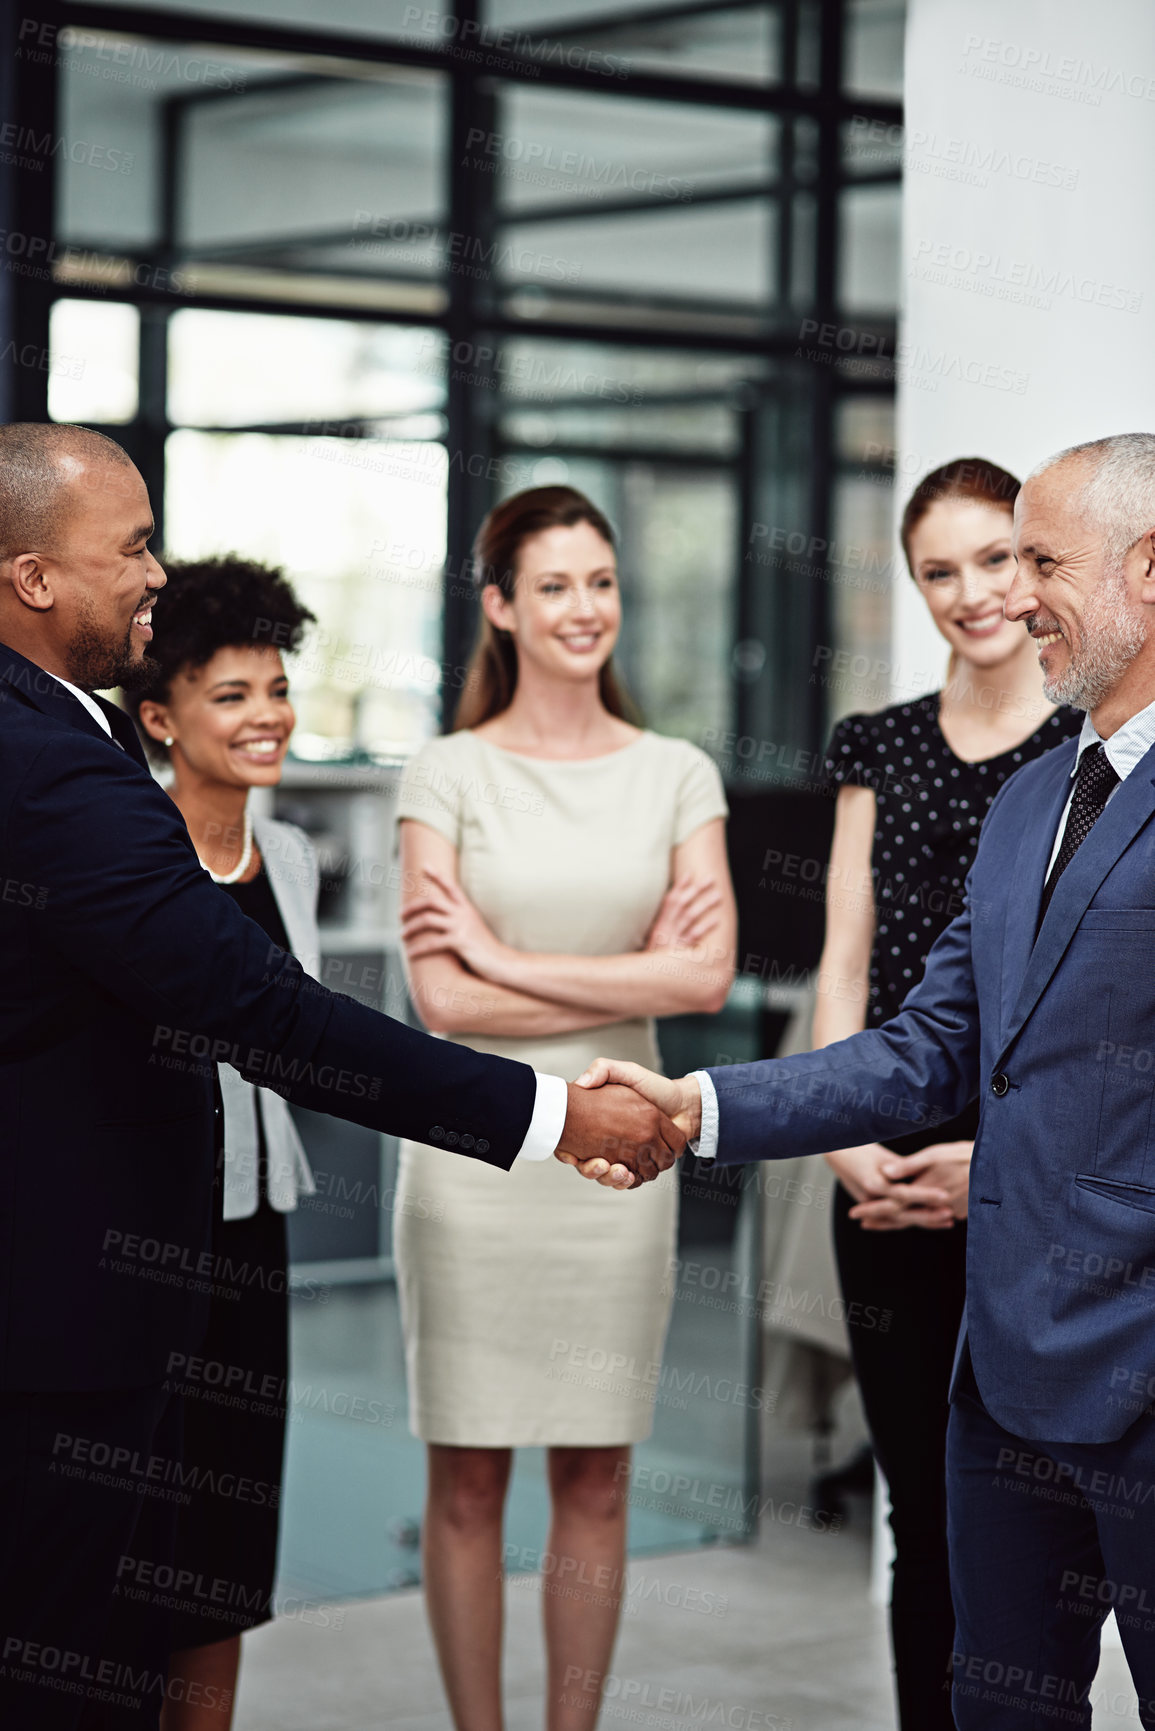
top-left (3, 0), bottom-right (1152, 1724)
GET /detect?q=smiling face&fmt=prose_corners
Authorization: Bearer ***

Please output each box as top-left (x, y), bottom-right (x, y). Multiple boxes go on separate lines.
top-left (1006, 460), bottom-right (1151, 712)
top-left (908, 496), bottom-right (1023, 669)
top-left (483, 519), bottom-right (621, 685)
top-left (140, 645), bottom-right (296, 790)
top-left (24, 456), bottom-right (165, 690)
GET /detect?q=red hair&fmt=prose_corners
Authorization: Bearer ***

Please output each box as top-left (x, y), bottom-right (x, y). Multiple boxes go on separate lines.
top-left (900, 457), bottom-right (1020, 574)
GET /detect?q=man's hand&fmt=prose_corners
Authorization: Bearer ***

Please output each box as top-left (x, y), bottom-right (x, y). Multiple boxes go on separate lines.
top-left (554, 1081), bottom-right (686, 1189)
top-left (571, 1059), bottom-right (702, 1142)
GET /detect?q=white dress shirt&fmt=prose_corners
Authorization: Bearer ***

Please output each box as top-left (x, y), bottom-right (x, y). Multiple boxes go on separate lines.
top-left (49, 672), bottom-right (112, 736)
top-left (692, 694), bottom-right (1155, 1165)
top-left (44, 671), bottom-right (569, 1165)
top-left (517, 1071), bottom-right (570, 1162)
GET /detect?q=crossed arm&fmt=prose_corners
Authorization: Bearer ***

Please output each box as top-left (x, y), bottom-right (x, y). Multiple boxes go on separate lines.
top-left (397, 815), bottom-right (736, 1187)
top-left (398, 816), bottom-right (737, 1034)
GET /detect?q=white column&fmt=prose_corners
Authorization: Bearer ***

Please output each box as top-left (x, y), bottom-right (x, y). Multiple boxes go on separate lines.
top-left (893, 0), bottom-right (1155, 688)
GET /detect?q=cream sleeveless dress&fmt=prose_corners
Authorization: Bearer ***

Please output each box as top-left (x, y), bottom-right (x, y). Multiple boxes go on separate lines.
top-left (393, 728), bottom-right (728, 1446)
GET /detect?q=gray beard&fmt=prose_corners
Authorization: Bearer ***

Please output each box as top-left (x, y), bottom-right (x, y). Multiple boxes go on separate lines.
top-left (1042, 568), bottom-right (1148, 711)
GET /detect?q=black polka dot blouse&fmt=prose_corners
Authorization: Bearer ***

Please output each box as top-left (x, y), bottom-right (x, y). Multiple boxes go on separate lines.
top-left (824, 694), bottom-right (1081, 1035)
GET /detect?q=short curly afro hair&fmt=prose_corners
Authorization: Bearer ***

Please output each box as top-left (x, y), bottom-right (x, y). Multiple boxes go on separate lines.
top-left (125, 555), bottom-right (315, 763)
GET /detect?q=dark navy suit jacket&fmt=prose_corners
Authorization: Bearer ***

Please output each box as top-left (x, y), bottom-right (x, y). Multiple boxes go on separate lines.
top-left (708, 730), bottom-right (1155, 1444)
top-left (0, 641), bottom-right (536, 1393)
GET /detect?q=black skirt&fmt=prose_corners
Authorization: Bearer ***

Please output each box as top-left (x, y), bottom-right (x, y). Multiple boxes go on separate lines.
top-left (164, 1195), bottom-right (290, 1649)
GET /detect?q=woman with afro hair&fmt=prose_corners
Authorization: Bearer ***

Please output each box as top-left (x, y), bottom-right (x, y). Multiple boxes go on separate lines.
top-left (126, 556), bottom-right (319, 1730)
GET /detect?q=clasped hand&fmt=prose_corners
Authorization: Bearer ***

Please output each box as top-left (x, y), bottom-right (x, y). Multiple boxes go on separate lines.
top-left (555, 1061), bottom-right (702, 1191)
top-left (826, 1141), bottom-right (972, 1230)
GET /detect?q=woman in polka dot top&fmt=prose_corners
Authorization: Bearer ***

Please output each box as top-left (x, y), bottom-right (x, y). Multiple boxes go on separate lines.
top-left (814, 458), bottom-right (1080, 1731)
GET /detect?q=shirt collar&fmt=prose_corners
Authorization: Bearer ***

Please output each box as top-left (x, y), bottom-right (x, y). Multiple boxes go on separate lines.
top-left (47, 672), bottom-right (112, 737)
top-left (1074, 694), bottom-right (1155, 784)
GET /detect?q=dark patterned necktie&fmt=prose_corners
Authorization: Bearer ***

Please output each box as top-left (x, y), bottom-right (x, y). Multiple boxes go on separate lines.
top-left (1036, 743), bottom-right (1120, 931)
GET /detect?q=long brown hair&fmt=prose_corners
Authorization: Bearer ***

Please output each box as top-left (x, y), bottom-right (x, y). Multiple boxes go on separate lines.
top-left (900, 456), bottom-right (1020, 573)
top-left (452, 485), bottom-right (638, 731)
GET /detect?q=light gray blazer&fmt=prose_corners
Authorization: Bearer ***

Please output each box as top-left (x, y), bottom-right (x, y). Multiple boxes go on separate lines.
top-left (219, 814), bottom-right (321, 1221)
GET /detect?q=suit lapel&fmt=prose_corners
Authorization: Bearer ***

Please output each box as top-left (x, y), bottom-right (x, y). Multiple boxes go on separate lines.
top-left (0, 639), bottom-right (151, 770)
top-left (998, 741), bottom-right (1077, 1038)
top-left (999, 742), bottom-right (1155, 1058)
top-left (0, 639), bottom-right (123, 753)
top-left (93, 691), bottom-right (150, 769)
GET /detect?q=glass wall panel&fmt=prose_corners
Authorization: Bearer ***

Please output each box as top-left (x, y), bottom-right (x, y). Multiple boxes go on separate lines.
top-left (57, 33), bottom-right (449, 315)
top-left (168, 309), bottom-right (445, 429)
top-left (494, 88), bottom-right (775, 213)
top-left (836, 392), bottom-right (896, 466)
top-left (497, 337), bottom-right (760, 457)
top-left (181, 68), bottom-right (446, 286)
top-left (827, 396), bottom-right (897, 729)
top-left (503, 398), bottom-right (738, 459)
top-left (841, 113), bottom-right (903, 178)
top-left (56, 35), bottom-right (263, 254)
top-left (615, 463), bottom-right (738, 744)
top-left (47, 299), bottom-right (140, 423)
top-left (827, 472), bottom-right (895, 726)
top-left (844, 0), bottom-right (905, 99)
top-left (69, 0), bottom-right (451, 45)
top-left (839, 181), bottom-right (901, 314)
top-left (486, 1), bottom-right (781, 87)
top-left (493, 85), bottom-right (778, 329)
top-left (165, 427), bottom-right (446, 758)
top-left (501, 201), bottom-right (773, 314)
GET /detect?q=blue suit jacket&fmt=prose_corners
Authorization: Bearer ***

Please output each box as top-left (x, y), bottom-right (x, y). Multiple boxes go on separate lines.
top-left (0, 642), bottom-right (536, 1393)
top-left (709, 730), bottom-right (1155, 1444)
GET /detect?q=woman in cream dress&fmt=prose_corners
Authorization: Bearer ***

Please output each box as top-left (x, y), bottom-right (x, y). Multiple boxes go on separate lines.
top-left (395, 485), bottom-right (736, 1731)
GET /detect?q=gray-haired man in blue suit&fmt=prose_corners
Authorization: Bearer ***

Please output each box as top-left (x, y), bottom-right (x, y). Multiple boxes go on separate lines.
top-left (582, 433), bottom-right (1155, 1729)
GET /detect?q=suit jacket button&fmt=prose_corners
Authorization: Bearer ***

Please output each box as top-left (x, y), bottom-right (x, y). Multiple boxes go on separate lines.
top-left (475, 1138), bottom-right (489, 1154)
top-left (429, 1125), bottom-right (444, 1141)
top-left (991, 1072), bottom-right (1009, 1097)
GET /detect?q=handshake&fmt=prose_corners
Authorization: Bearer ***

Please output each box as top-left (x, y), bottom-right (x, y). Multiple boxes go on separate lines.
top-left (553, 1061), bottom-right (704, 1190)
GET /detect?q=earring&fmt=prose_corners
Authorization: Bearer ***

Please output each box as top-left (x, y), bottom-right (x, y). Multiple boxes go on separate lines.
top-left (164, 735), bottom-right (174, 748)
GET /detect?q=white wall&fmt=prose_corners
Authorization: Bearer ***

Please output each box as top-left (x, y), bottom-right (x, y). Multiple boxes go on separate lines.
top-left (894, 0), bottom-right (1155, 687)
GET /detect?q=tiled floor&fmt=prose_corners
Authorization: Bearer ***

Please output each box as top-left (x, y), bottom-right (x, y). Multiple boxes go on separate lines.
top-left (232, 1405), bottom-right (1135, 1731)
top-left (234, 1432), bottom-right (1142, 1730)
top-left (237, 1466), bottom-right (893, 1731)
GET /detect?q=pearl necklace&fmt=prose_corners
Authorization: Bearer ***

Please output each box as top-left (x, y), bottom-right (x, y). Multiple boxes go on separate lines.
top-left (199, 803), bottom-right (254, 885)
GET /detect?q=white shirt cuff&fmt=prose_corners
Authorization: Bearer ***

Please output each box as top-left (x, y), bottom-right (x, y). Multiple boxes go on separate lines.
top-left (515, 1072), bottom-right (569, 1162)
top-left (690, 1069), bottom-right (719, 1161)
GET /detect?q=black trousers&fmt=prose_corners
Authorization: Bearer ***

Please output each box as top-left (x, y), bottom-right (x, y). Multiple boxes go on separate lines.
top-left (0, 1383), bottom-right (184, 1730)
top-left (834, 1180), bottom-right (968, 1731)
top-left (166, 1198), bottom-right (289, 1649)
